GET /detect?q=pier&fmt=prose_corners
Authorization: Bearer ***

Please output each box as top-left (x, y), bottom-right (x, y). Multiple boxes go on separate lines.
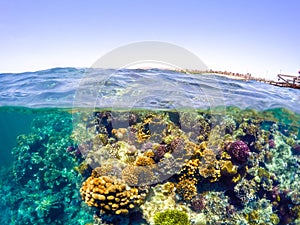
top-left (182, 69), bottom-right (300, 90)
top-left (252, 74), bottom-right (300, 89)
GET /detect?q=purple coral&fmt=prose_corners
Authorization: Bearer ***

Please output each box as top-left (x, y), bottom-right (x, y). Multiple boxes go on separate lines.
top-left (226, 140), bottom-right (250, 164)
top-left (292, 144), bottom-right (300, 155)
top-left (190, 194), bottom-right (206, 212)
top-left (268, 139), bottom-right (276, 149)
top-left (66, 146), bottom-right (75, 152)
top-left (66, 145), bottom-right (82, 157)
top-left (154, 144), bottom-right (167, 161)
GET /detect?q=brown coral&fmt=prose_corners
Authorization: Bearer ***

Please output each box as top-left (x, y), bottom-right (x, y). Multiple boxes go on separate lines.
top-left (80, 173), bottom-right (142, 215)
top-left (122, 165), bottom-right (155, 186)
top-left (198, 148), bottom-right (221, 182)
top-left (134, 155), bottom-right (155, 166)
top-left (93, 133), bottom-right (108, 147)
top-left (178, 142), bottom-right (221, 185)
top-left (179, 158), bottom-right (201, 181)
top-left (176, 178), bottom-right (197, 201)
top-left (92, 162), bottom-right (124, 178)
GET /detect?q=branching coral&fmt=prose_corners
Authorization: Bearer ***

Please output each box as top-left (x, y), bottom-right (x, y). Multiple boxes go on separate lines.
top-left (176, 178), bottom-right (198, 201)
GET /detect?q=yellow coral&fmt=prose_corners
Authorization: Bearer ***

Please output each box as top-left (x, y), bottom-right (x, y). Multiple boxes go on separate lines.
top-left (93, 133), bottom-right (108, 147)
top-left (231, 173), bottom-right (242, 183)
top-left (143, 150), bottom-right (155, 158)
top-left (137, 130), bottom-right (151, 142)
top-left (176, 178), bottom-right (197, 201)
top-left (198, 149), bottom-right (221, 182)
top-left (80, 173), bottom-right (142, 215)
top-left (186, 141), bottom-right (202, 157)
top-left (220, 160), bottom-right (238, 176)
top-left (134, 155), bottom-right (155, 166)
top-left (179, 142), bottom-right (222, 185)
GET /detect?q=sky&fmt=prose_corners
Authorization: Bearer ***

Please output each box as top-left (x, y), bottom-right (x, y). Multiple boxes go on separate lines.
top-left (0, 0), bottom-right (299, 80)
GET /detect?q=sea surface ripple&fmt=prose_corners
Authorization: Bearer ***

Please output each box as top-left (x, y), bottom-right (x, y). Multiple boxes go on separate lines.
top-left (0, 67), bottom-right (299, 113)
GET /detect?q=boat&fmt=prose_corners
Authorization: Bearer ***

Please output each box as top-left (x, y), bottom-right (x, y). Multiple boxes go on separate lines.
top-left (276, 73), bottom-right (300, 89)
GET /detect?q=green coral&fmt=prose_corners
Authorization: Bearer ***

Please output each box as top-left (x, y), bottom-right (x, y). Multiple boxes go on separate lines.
top-left (269, 213), bottom-right (280, 225)
top-left (154, 209), bottom-right (190, 225)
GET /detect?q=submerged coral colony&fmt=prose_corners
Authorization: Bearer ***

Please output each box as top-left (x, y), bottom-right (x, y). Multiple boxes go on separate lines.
top-left (1, 106), bottom-right (300, 225)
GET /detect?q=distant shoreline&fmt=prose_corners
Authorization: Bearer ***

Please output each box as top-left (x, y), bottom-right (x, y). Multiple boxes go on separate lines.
top-left (178, 69), bottom-right (252, 81)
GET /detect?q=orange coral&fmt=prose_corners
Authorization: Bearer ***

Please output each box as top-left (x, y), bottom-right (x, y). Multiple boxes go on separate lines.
top-left (112, 128), bottom-right (128, 140)
top-left (143, 150), bottom-right (155, 158)
top-left (134, 155), bottom-right (155, 166)
top-left (176, 178), bottom-right (197, 201)
top-left (178, 141), bottom-right (221, 184)
top-left (179, 158), bottom-right (200, 181)
top-left (80, 173), bottom-right (142, 215)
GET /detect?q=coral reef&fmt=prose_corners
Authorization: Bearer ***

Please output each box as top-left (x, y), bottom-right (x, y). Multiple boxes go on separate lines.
top-left (140, 182), bottom-right (187, 224)
top-left (176, 178), bottom-right (198, 201)
top-left (6, 112), bottom-right (90, 225)
top-left (1, 106), bottom-right (300, 225)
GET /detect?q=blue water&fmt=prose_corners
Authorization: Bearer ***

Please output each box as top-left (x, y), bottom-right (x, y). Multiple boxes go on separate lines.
top-left (0, 67), bottom-right (299, 112)
top-left (1, 68), bottom-right (300, 225)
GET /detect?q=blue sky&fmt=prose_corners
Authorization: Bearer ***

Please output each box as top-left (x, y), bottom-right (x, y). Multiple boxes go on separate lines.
top-left (0, 0), bottom-right (299, 79)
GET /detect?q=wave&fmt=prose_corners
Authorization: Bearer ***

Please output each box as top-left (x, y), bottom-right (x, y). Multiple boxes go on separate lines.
top-left (0, 67), bottom-right (299, 113)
